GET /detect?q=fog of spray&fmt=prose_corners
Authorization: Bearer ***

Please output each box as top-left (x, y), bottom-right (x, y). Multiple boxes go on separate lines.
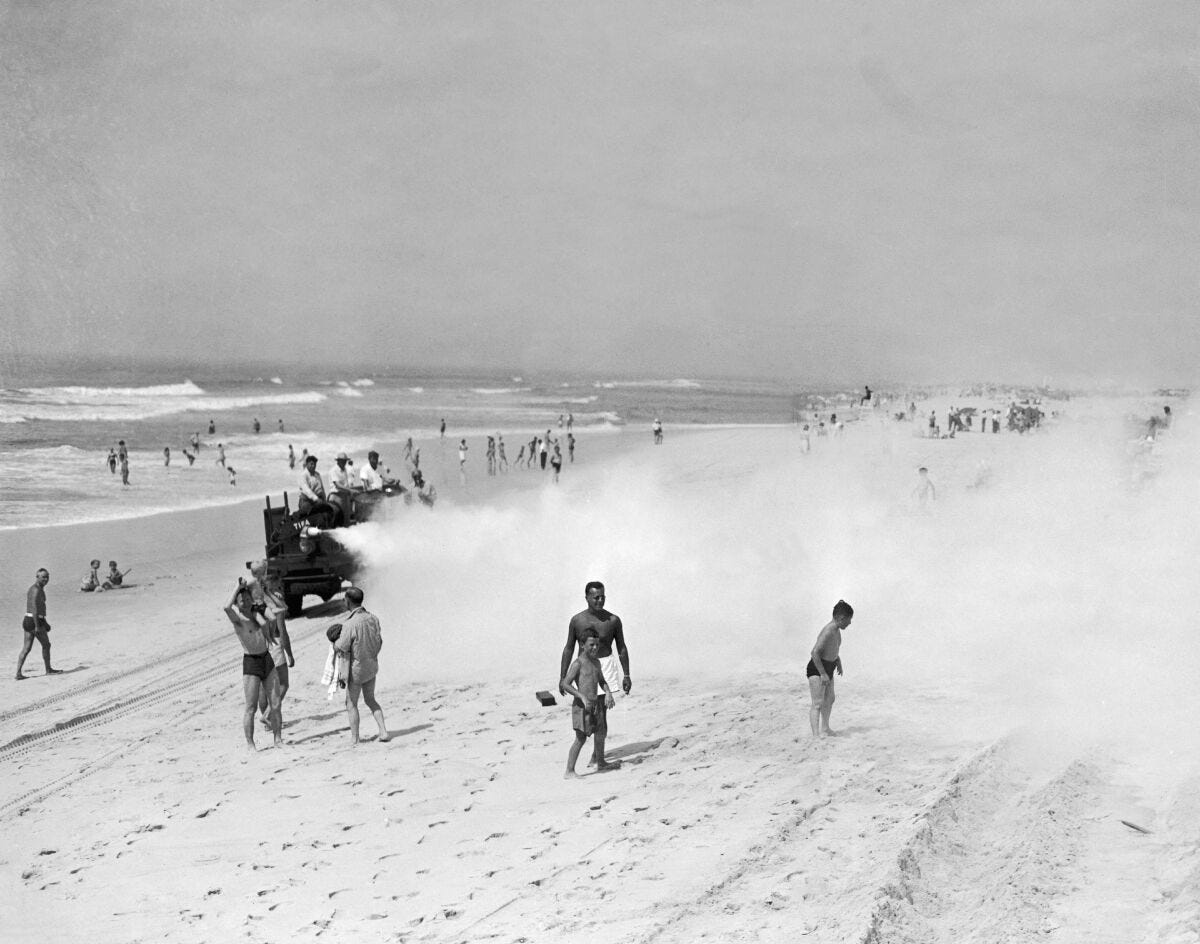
top-left (335, 403), bottom-right (1198, 777)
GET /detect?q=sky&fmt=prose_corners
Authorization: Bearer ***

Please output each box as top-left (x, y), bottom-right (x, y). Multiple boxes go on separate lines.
top-left (1, 0), bottom-right (1197, 386)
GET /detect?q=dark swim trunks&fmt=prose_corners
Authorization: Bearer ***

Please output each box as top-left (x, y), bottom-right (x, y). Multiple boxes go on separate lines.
top-left (22, 616), bottom-right (49, 634)
top-left (806, 658), bottom-right (837, 679)
top-left (572, 698), bottom-right (608, 738)
top-left (242, 651), bottom-right (275, 681)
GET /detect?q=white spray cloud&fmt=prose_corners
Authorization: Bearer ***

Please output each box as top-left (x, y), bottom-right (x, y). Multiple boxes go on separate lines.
top-left (334, 401), bottom-right (1198, 777)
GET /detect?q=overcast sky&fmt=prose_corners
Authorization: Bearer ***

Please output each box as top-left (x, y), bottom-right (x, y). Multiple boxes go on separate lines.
top-left (1, 0), bottom-right (1196, 386)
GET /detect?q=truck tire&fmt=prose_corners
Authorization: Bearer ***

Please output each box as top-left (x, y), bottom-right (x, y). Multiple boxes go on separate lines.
top-left (285, 593), bottom-right (304, 618)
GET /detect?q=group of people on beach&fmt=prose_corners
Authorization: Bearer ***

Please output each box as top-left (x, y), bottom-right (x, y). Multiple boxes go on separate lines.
top-left (79, 560), bottom-right (129, 593)
top-left (226, 567), bottom-right (387, 751)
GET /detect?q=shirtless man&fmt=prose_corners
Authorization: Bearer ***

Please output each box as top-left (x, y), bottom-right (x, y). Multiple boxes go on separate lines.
top-left (559, 581), bottom-right (631, 768)
top-left (225, 579), bottom-right (282, 750)
top-left (806, 600), bottom-right (853, 738)
top-left (246, 561), bottom-right (294, 730)
top-left (17, 569), bottom-right (61, 679)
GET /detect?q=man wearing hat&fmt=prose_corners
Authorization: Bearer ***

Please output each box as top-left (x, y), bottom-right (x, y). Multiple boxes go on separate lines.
top-left (327, 451), bottom-right (361, 524)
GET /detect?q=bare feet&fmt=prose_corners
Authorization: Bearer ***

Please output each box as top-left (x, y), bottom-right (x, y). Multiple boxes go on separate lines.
top-left (245, 741), bottom-right (257, 752)
top-left (563, 771), bottom-right (579, 779)
top-left (15, 673), bottom-right (27, 681)
top-left (46, 668), bottom-right (63, 675)
top-left (595, 760), bottom-right (621, 772)
top-left (377, 734), bottom-right (391, 743)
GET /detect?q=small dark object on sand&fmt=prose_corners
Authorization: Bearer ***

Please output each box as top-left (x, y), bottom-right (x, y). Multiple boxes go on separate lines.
top-left (1120, 819), bottom-right (1151, 835)
top-left (535, 690), bottom-right (557, 707)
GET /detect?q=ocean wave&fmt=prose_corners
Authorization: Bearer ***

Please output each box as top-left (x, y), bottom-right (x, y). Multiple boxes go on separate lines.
top-left (0, 390), bottom-right (327, 423)
top-left (408, 387), bottom-right (425, 394)
top-left (336, 387), bottom-right (365, 398)
top-left (352, 378), bottom-right (375, 387)
top-left (471, 387), bottom-right (530, 395)
top-left (17, 380), bottom-right (206, 399)
top-left (270, 377), bottom-right (283, 385)
top-left (593, 379), bottom-right (702, 390)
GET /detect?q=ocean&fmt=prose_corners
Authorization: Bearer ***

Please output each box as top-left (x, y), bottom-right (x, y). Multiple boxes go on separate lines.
top-left (0, 359), bottom-right (860, 530)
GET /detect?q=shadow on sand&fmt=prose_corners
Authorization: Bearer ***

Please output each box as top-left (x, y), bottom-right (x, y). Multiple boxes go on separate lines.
top-left (289, 721), bottom-right (432, 746)
top-left (606, 735), bottom-right (680, 766)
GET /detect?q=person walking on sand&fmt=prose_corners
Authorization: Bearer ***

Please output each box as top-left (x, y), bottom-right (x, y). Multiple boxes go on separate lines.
top-left (215, 443), bottom-right (226, 468)
top-left (914, 466), bottom-right (936, 506)
top-left (652, 417), bottom-right (663, 444)
top-left (191, 431), bottom-right (201, 454)
top-left (119, 453), bottom-right (130, 486)
top-left (287, 444), bottom-right (295, 469)
top-left (163, 446), bottom-right (170, 467)
top-left (559, 581), bottom-right (631, 769)
top-left (330, 587), bottom-right (390, 745)
top-left (107, 448), bottom-right (117, 474)
top-left (497, 434), bottom-right (508, 471)
top-left (562, 629), bottom-right (615, 778)
top-left (807, 600), bottom-right (853, 738)
top-left (225, 579), bottom-right (281, 750)
top-left (551, 443), bottom-right (563, 482)
top-left (539, 432), bottom-right (550, 470)
top-left (567, 412), bottom-right (573, 432)
top-left (16, 569), bottom-right (60, 680)
top-left (458, 438), bottom-right (469, 470)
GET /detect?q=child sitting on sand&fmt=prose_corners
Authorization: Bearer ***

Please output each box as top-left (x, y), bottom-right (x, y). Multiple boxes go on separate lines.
top-left (80, 560), bottom-right (102, 592)
top-left (561, 629), bottom-right (616, 778)
top-left (103, 561), bottom-right (130, 590)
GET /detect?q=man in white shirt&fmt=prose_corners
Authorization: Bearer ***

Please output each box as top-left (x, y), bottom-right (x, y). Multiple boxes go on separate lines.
top-left (298, 454), bottom-right (340, 525)
top-left (359, 451), bottom-right (399, 491)
top-left (327, 451), bottom-right (360, 523)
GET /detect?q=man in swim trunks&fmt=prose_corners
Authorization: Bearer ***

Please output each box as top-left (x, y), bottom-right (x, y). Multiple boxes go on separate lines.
top-left (246, 561), bottom-right (293, 731)
top-left (16, 568), bottom-right (60, 680)
top-left (807, 599), bottom-right (853, 738)
top-left (559, 581), bottom-right (630, 768)
top-left (226, 579), bottom-right (281, 750)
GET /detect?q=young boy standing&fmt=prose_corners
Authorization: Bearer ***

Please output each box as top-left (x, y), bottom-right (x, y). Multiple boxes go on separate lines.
top-left (807, 600), bottom-right (854, 738)
top-left (561, 630), bottom-right (616, 778)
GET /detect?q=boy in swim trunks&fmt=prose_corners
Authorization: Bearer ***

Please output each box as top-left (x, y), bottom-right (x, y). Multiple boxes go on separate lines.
top-left (561, 630), bottom-right (616, 778)
top-left (807, 599), bottom-right (853, 738)
top-left (225, 579), bottom-right (282, 750)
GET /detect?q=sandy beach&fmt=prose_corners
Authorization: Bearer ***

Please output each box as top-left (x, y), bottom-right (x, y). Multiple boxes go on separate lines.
top-left (2, 407), bottom-right (1197, 943)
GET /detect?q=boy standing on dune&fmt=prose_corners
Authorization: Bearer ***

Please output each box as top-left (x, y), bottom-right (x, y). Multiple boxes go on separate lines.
top-left (807, 600), bottom-right (853, 738)
top-left (562, 630), bottom-right (616, 777)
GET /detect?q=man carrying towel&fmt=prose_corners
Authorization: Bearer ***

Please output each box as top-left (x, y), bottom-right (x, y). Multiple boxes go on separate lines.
top-left (559, 581), bottom-right (631, 768)
top-left (332, 587), bottom-right (391, 745)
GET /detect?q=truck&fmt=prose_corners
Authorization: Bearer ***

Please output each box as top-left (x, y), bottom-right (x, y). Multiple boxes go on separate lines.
top-left (259, 486), bottom-right (409, 617)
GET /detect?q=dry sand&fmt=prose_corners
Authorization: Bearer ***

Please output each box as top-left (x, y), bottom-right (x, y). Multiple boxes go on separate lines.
top-left (1, 409), bottom-right (1197, 943)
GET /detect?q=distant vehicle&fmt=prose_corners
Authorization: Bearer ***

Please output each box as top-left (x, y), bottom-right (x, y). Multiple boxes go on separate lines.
top-left (259, 486), bottom-right (408, 617)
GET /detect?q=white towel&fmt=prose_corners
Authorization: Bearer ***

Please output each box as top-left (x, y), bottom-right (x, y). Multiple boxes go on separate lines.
top-left (321, 645), bottom-right (346, 699)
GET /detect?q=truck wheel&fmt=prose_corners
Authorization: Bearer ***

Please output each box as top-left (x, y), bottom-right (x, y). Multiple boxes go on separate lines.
top-left (285, 593), bottom-right (304, 618)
